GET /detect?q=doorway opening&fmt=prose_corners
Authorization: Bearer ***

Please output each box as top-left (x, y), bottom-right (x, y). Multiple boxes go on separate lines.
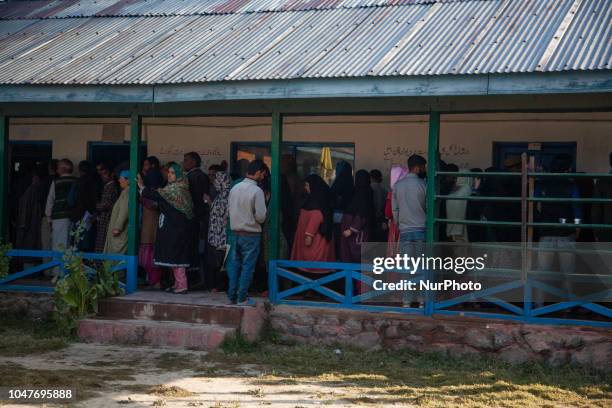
top-left (88, 142), bottom-right (147, 172)
top-left (8, 141), bottom-right (53, 244)
top-left (493, 142), bottom-right (577, 172)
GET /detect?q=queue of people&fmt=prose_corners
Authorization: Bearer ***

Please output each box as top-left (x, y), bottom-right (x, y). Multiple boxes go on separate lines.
top-left (8, 150), bottom-right (612, 305)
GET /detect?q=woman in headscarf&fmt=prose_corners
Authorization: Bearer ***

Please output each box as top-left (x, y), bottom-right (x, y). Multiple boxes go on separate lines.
top-left (385, 165), bottom-right (408, 256)
top-left (139, 156), bottom-right (163, 288)
top-left (94, 166), bottom-right (119, 253)
top-left (339, 169), bottom-right (375, 264)
top-left (104, 170), bottom-right (130, 255)
top-left (290, 174), bottom-right (335, 266)
top-left (330, 161), bottom-right (354, 254)
top-left (331, 161), bottom-right (354, 212)
top-left (137, 163), bottom-right (194, 294)
top-left (160, 161), bottom-right (176, 184)
top-left (207, 170), bottom-right (232, 292)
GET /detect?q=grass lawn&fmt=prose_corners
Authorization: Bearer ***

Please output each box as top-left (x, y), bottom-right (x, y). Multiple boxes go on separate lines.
top-left (0, 316), bottom-right (610, 407)
top-left (215, 334), bottom-right (611, 407)
top-left (0, 316), bottom-right (69, 356)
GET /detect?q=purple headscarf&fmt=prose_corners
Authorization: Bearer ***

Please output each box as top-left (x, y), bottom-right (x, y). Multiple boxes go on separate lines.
top-left (390, 165), bottom-right (408, 189)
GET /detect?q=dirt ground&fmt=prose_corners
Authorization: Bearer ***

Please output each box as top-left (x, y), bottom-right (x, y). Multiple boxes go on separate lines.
top-left (1, 342), bottom-right (378, 408)
top-left (1, 316), bottom-right (610, 408)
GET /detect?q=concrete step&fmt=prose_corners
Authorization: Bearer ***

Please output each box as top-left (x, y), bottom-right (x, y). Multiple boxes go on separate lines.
top-left (98, 298), bottom-right (243, 326)
top-left (77, 318), bottom-right (236, 350)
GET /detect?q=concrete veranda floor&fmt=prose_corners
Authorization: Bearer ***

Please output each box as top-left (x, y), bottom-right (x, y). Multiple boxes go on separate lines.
top-left (116, 290), bottom-right (264, 307)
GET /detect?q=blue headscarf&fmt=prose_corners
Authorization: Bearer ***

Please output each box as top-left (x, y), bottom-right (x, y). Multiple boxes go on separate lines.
top-left (169, 163), bottom-right (184, 180)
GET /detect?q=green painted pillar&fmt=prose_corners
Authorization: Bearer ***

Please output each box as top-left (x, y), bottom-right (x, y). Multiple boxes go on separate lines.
top-left (426, 112), bottom-right (440, 244)
top-left (127, 113), bottom-right (141, 257)
top-left (268, 111), bottom-right (283, 261)
top-left (0, 115), bottom-right (7, 242)
top-left (424, 112), bottom-right (440, 316)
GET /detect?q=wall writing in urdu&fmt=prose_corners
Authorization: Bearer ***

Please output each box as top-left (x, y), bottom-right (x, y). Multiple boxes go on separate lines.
top-left (156, 145), bottom-right (224, 162)
top-left (383, 144), bottom-right (471, 166)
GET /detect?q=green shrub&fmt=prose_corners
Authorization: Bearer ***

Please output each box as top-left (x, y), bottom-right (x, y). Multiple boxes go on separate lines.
top-left (53, 222), bottom-right (124, 335)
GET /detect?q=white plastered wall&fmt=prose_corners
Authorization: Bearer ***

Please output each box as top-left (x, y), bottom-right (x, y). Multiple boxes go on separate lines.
top-left (8, 112), bottom-right (612, 185)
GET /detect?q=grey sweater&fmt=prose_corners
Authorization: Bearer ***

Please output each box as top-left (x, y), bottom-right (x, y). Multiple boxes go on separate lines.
top-left (391, 173), bottom-right (426, 232)
top-left (228, 178), bottom-right (267, 233)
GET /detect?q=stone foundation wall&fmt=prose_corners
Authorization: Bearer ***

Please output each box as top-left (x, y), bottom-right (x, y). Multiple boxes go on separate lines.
top-left (270, 305), bottom-right (612, 371)
top-left (0, 292), bottom-right (55, 319)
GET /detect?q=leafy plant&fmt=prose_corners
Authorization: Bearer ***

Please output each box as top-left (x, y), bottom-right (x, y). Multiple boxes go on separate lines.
top-left (53, 241), bottom-right (96, 334)
top-left (53, 221), bottom-right (124, 335)
top-left (95, 260), bottom-right (124, 299)
top-left (0, 240), bottom-right (11, 279)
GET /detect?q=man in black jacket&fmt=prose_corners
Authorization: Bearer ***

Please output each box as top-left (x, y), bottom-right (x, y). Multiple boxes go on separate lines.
top-left (70, 161), bottom-right (98, 251)
top-left (183, 152), bottom-right (211, 288)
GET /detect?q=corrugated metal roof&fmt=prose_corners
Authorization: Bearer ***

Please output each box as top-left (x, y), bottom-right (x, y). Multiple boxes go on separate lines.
top-left (0, 0), bottom-right (609, 85)
top-left (0, 0), bottom-right (461, 19)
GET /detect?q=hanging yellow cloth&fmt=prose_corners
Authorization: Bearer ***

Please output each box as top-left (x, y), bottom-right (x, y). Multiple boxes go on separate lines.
top-left (319, 147), bottom-right (333, 183)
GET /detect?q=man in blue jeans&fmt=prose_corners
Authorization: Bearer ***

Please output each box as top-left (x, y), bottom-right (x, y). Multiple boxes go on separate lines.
top-left (392, 154), bottom-right (427, 307)
top-left (227, 160), bottom-right (268, 305)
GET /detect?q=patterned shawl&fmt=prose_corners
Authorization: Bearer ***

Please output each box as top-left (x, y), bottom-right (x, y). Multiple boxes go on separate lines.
top-left (208, 171), bottom-right (231, 248)
top-left (158, 169), bottom-right (194, 220)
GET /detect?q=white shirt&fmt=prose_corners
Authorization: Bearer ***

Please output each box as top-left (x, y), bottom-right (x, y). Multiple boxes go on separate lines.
top-left (228, 178), bottom-right (267, 233)
top-left (45, 180), bottom-right (56, 218)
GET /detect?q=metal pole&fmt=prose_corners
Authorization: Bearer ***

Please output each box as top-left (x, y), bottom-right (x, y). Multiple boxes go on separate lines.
top-left (521, 152), bottom-right (530, 317)
top-left (268, 112), bottom-right (283, 262)
top-left (520, 152), bottom-right (528, 281)
top-left (527, 155), bottom-right (535, 271)
top-left (127, 113), bottom-right (141, 257)
top-left (425, 112), bottom-right (440, 316)
top-left (0, 115), bottom-right (7, 241)
top-left (426, 112), bottom-right (440, 244)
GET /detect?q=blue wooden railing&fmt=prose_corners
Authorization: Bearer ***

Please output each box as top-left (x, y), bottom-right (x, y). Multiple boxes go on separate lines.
top-left (0, 249), bottom-right (137, 294)
top-left (268, 260), bottom-right (612, 328)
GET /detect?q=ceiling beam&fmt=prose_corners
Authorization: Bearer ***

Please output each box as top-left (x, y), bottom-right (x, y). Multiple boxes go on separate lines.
top-left (0, 72), bottom-right (610, 106)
